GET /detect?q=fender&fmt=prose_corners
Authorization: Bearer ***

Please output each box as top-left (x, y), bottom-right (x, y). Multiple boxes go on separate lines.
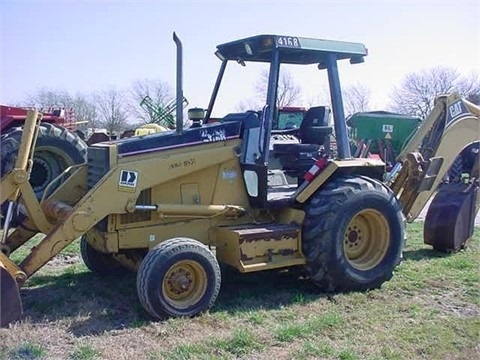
top-left (295, 158), bottom-right (385, 203)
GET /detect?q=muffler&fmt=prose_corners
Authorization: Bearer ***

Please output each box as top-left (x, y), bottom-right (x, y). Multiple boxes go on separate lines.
top-left (0, 261), bottom-right (23, 327)
top-left (424, 182), bottom-right (478, 252)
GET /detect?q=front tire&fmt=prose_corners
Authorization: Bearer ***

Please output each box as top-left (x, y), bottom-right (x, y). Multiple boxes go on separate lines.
top-left (302, 175), bottom-right (405, 291)
top-left (136, 238), bottom-right (221, 320)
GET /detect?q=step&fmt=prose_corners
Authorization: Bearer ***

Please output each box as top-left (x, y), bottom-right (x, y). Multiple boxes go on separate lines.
top-left (213, 223), bottom-right (305, 272)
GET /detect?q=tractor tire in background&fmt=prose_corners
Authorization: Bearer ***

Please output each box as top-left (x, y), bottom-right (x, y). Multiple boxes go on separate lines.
top-left (0, 123), bottom-right (87, 199)
top-left (448, 142), bottom-right (480, 183)
top-left (80, 236), bottom-right (129, 276)
top-left (302, 175), bottom-right (405, 292)
top-left (137, 237), bottom-right (221, 320)
top-left (448, 157), bottom-right (464, 183)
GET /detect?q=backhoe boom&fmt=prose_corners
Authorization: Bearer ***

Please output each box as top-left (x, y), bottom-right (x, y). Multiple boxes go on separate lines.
top-left (389, 94), bottom-right (479, 219)
top-left (388, 94), bottom-right (479, 251)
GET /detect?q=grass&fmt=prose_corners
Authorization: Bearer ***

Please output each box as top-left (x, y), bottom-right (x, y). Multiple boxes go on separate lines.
top-left (210, 328), bottom-right (265, 357)
top-left (70, 345), bottom-right (100, 360)
top-left (3, 341), bottom-right (47, 360)
top-left (0, 222), bottom-right (479, 360)
top-left (274, 313), bottom-right (343, 342)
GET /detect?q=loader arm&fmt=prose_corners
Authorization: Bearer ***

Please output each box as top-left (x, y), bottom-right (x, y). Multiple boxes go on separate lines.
top-left (1, 110), bottom-right (38, 204)
top-left (0, 110), bottom-right (38, 327)
top-left (389, 93), bottom-right (479, 220)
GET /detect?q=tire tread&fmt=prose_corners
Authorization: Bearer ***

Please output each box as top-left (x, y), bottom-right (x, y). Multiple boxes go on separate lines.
top-left (302, 175), bottom-right (404, 291)
top-left (137, 238), bottom-right (220, 320)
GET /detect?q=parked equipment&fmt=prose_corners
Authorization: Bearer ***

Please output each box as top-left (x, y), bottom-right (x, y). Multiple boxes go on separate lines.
top-left (275, 107), bottom-right (307, 130)
top-left (348, 111), bottom-right (421, 166)
top-left (0, 105), bottom-right (87, 203)
top-left (135, 95), bottom-right (189, 136)
top-left (1, 33), bottom-right (478, 327)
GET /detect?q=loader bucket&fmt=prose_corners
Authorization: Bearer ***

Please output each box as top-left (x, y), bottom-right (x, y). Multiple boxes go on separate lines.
top-left (424, 182), bottom-right (478, 252)
top-left (0, 262), bottom-right (23, 327)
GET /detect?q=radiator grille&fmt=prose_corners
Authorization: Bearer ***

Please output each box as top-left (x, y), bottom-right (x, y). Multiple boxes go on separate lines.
top-left (87, 147), bottom-right (110, 189)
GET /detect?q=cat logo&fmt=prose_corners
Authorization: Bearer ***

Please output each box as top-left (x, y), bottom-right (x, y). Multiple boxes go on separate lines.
top-left (118, 170), bottom-right (138, 192)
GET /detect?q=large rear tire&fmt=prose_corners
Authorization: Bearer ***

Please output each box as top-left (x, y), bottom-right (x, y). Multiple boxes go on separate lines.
top-left (137, 238), bottom-right (221, 320)
top-left (302, 175), bottom-right (405, 291)
top-left (1, 123), bottom-right (87, 199)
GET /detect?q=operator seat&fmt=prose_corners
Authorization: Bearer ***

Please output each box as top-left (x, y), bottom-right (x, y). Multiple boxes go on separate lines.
top-left (272, 106), bottom-right (333, 183)
top-left (299, 106), bottom-right (332, 145)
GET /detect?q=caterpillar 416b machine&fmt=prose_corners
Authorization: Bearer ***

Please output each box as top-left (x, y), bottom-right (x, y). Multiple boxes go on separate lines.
top-left (1, 33), bottom-right (479, 327)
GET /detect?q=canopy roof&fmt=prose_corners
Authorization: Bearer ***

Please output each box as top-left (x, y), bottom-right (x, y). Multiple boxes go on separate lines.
top-left (215, 34), bottom-right (368, 65)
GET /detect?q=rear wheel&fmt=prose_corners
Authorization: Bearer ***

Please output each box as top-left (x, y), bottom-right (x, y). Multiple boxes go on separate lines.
top-left (137, 238), bottom-right (221, 319)
top-left (80, 236), bottom-right (128, 276)
top-left (302, 175), bottom-right (405, 291)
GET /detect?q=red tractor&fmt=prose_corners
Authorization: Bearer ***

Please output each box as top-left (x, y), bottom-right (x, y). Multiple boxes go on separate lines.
top-left (0, 105), bottom-right (87, 222)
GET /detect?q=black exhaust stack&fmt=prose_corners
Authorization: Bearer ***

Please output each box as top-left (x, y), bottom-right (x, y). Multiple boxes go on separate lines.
top-left (173, 32), bottom-right (183, 132)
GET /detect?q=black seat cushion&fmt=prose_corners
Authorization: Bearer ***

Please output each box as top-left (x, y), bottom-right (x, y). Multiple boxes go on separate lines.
top-left (273, 143), bottom-right (320, 176)
top-left (300, 106), bottom-right (333, 145)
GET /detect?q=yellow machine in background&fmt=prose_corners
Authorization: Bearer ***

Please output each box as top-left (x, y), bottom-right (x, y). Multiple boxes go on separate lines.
top-left (133, 94), bottom-right (189, 136)
top-left (134, 123), bottom-right (168, 136)
top-left (1, 33), bottom-right (478, 327)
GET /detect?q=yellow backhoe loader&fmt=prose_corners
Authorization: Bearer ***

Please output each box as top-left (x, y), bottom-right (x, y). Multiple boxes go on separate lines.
top-left (1, 33), bottom-right (478, 327)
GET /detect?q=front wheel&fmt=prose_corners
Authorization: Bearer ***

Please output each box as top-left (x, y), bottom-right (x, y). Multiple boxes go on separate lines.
top-left (302, 175), bottom-right (405, 291)
top-left (136, 238), bottom-right (221, 320)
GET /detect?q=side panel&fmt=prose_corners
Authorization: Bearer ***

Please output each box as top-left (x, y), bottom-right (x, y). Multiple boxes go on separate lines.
top-left (115, 157), bottom-right (251, 249)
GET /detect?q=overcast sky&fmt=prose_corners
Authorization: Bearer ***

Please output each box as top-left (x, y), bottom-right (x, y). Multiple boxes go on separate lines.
top-left (1, 0), bottom-right (479, 116)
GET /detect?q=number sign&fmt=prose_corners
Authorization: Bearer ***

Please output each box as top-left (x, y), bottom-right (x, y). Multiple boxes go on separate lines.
top-left (276, 36), bottom-right (301, 48)
top-left (382, 124), bottom-right (393, 133)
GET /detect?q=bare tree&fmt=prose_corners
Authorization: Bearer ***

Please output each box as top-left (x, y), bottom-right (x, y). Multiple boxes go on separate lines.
top-left (389, 66), bottom-right (480, 119)
top-left (24, 87), bottom-right (73, 109)
top-left (343, 82), bottom-right (372, 116)
top-left (129, 78), bottom-right (174, 124)
top-left (72, 94), bottom-right (99, 133)
top-left (255, 69), bottom-right (302, 107)
top-left (277, 71), bottom-right (302, 107)
top-left (235, 98), bottom-right (260, 112)
top-left (455, 72), bottom-right (480, 105)
top-left (95, 88), bottom-right (129, 135)
top-left (23, 88), bottom-right (99, 135)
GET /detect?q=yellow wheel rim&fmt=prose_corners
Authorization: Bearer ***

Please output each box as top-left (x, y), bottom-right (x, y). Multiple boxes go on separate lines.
top-left (344, 209), bottom-right (390, 271)
top-left (162, 260), bottom-right (207, 309)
